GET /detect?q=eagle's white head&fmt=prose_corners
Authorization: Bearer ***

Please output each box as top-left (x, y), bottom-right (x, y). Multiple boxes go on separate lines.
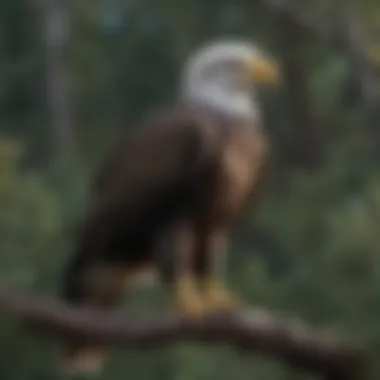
top-left (180, 39), bottom-right (279, 120)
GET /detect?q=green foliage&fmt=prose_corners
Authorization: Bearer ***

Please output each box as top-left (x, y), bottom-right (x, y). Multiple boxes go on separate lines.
top-left (0, 138), bottom-right (62, 284)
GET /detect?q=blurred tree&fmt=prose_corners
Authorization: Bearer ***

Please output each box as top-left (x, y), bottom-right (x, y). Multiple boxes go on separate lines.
top-left (40, 0), bottom-right (76, 163)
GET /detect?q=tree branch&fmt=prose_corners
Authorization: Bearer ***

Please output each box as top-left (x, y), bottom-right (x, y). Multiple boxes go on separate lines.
top-left (0, 284), bottom-right (366, 379)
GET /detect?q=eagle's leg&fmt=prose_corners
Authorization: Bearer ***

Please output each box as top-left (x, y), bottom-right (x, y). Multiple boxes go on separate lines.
top-left (158, 221), bottom-right (203, 318)
top-left (60, 257), bottom-right (129, 375)
top-left (197, 230), bottom-right (239, 313)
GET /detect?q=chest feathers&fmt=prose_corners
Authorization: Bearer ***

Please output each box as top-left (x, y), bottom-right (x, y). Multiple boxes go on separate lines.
top-left (213, 121), bottom-right (268, 224)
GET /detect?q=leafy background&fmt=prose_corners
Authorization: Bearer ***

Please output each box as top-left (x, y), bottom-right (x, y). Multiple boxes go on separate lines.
top-left (1, 0), bottom-right (380, 379)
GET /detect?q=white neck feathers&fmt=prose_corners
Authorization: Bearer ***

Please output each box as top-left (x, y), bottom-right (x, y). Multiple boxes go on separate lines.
top-left (182, 84), bottom-right (259, 120)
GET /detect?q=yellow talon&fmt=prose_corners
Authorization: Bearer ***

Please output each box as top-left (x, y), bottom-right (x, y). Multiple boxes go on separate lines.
top-left (201, 277), bottom-right (239, 313)
top-left (174, 276), bottom-right (204, 318)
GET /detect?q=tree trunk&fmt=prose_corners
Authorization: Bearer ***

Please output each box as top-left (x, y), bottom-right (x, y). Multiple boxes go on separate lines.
top-left (337, 10), bottom-right (380, 158)
top-left (41, 0), bottom-right (75, 162)
top-left (274, 10), bottom-right (322, 168)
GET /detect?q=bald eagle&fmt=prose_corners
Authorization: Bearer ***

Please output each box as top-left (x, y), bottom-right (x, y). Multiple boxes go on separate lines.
top-left (60, 40), bottom-right (279, 374)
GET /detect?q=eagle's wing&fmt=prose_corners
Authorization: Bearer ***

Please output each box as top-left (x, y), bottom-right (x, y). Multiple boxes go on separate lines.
top-left (78, 106), bottom-right (219, 250)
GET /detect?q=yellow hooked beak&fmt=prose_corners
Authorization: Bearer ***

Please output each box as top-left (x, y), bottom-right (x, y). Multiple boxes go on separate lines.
top-left (246, 56), bottom-right (279, 86)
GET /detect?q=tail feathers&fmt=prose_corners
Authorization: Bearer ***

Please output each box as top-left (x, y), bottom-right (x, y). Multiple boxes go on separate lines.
top-left (59, 344), bottom-right (108, 376)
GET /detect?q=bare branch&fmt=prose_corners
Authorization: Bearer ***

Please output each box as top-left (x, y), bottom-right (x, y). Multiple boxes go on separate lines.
top-left (0, 284), bottom-right (366, 379)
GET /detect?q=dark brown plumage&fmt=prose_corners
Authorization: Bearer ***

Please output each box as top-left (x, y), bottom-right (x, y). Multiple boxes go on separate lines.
top-left (60, 103), bottom-right (269, 373)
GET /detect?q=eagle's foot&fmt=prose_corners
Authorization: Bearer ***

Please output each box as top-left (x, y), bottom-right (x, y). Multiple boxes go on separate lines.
top-left (201, 278), bottom-right (239, 314)
top-left (174, 276), bottom-right (203, 318)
